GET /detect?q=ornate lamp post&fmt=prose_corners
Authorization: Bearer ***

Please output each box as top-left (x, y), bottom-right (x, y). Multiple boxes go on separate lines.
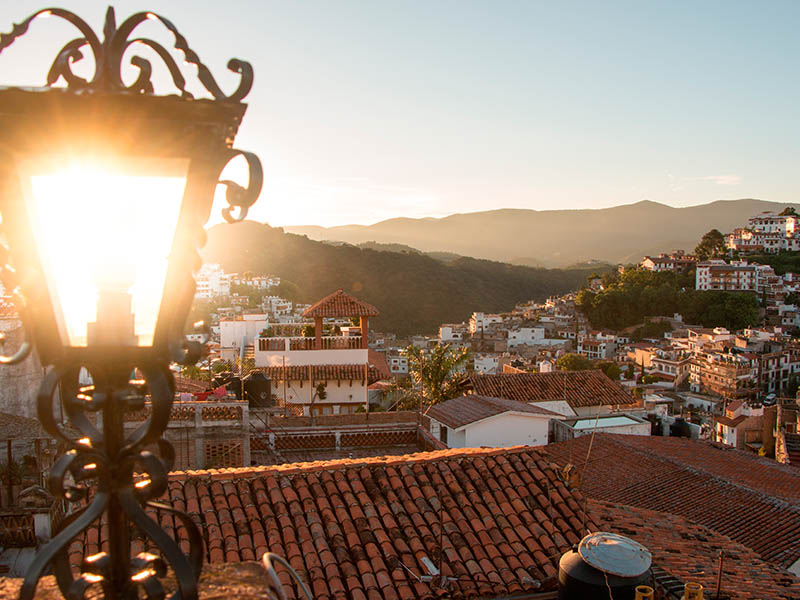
top-left (0, 7), bottom-right (262, 599)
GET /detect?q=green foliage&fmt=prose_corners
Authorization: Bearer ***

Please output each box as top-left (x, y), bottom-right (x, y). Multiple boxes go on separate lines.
top-left (201, 222), bottom-right (596, 336)
top-left (743, 250), bottom-right (800, 276)
top-left (625, 364), bottom-right (635, 380)
top-left (556, 353), bottom-right (593, 371)
top-left (405, 343), bottom-right (471, 407)
top-left (694, 229), bottom-right (726, 261)
top-left (274, 280), bottom-right (302, 303)
top-left (596, 361), bottom-right (621, 380)
top-left (578, 267), bottom-right (758, 331)
top-left (642, 374), bottom-right (661, 384)
top-left (181, 364), bottom-right (208, 381)
top-left (301, 324), bottom-right (316, 337)
top-left (779, 207), bottom-right (798, 216)
top-left (212, 360), bottom-right (231, 374)
top-left (631, 320), bottom-right (673, 342)
top-left (230, 282), bottom-right (265, 306)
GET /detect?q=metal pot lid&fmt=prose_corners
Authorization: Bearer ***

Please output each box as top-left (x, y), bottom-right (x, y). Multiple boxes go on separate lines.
top-left (578, 532), bottom-right (652, 578)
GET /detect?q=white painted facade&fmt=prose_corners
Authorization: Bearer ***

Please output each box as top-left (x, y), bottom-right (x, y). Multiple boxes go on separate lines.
top-left (195, 263), bottom-right (231, 299)
top-left (431, 412), bottom-right (554, 449)
top-left (281, 378), bottom-right (368, 415)
top-left (473, 353), bottom-right (500, 374)
top-left (469, 312), bottom-right (504, 335)
top-left (255, 346), bottom-right (368, 367)
top-left (219, 315), bottom-right (269, 352)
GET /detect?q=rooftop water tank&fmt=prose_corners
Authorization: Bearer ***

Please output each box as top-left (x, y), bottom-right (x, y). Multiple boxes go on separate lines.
top-left (558, 532), bottom-right (652, 600)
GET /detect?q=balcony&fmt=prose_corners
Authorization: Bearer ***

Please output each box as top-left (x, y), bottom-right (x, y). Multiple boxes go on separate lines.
top-left (255, 335), bottom-right (369, 367)
top-left (257, 335), bottom-right (363, 351)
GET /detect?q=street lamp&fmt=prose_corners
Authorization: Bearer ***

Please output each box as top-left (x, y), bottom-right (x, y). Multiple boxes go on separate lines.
top-left (0, 7), bottom-right (262, 599)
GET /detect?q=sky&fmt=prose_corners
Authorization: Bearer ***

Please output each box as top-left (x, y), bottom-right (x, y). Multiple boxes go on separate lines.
top-left (0, 1), bottom-right (798, 227)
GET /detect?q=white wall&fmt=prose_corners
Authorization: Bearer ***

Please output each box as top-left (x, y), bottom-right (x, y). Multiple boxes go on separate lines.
top-left (443, 412), bottom-right (552, 449)
top-left (255, 348), bottom-right (368, 367)
top-left (280, 379), bottom-right (367, 408)
top-left (220, 319), bottom-right (268, 349)
top-left (574, 421), bottom-right (650, 437)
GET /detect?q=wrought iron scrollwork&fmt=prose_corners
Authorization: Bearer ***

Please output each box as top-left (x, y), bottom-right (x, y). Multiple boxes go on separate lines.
top-left (0, 6), bottom-right (253, 101)
top-left (20, 363), bottom-right (203, 600)
top-left (219, 149), bottom-right (264, 223)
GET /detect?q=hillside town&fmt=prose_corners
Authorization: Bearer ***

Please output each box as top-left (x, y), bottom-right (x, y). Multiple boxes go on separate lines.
top-left (2, 3), bottom-right (800, 598)
top-left (3, 209), bottom-right (799, 598)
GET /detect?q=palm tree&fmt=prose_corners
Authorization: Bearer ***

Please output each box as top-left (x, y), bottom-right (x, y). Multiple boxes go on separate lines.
top-left (402, 343), bottom-right (470, 408)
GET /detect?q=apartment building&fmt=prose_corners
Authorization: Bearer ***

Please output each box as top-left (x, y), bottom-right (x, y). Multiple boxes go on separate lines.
top-left (689, 351), bottom-right (759, 400)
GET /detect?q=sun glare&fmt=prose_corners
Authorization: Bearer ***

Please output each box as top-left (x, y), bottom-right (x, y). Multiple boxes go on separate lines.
top-left (25, 161), bottom-right (187, 347)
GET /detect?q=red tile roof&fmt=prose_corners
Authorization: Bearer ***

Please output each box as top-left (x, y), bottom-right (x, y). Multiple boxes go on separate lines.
top-left (368, 349), bottom-right (392, 380)
top-left (590, 500), bottom-right (800, 600)
top-left (543, 434), bottom-right (800, 568)
top-left (69, 447), bottom-right (598, 599)
top-left (716, 414), bottom-right (748, 427)
top-left (303, 289), bottom-right (380, 318)
top-left (471, 370), bottom-right (636, 410)
top-left (257, 364), bottom-right (383, 385)
top-left (427, 395), bottom-right (560, 430)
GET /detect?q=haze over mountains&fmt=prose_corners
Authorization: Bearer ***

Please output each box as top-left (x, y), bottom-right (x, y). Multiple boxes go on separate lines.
top-left (285, 199), bottom-right (797, 267)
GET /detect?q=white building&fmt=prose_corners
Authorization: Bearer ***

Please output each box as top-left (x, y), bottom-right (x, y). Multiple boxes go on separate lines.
top-left (426, 395), bottom-right (561, 449)
top-left (469, 312), bottom-right (504, 335)
top-left (439, 323), bottom-right (468, 342)
top-left (253, 290), bottom-right (383, 416)
top-left (473, 353), bottom-right (500, 374)
top-left (219, 313), bottom-right (269, 360)
top-left (387, 351), bottom-right (408, 375)
top-left (195, 263), bottom-right (231, 299)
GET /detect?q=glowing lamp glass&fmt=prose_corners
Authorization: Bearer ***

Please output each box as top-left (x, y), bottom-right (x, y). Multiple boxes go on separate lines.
top-left (21, 158), bottom-right (187, 348)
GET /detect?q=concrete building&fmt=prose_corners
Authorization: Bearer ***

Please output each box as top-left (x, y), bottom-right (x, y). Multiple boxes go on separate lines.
top-left (426, 394), bottom-right (560, 449)
top-left (194, 263), bottom-right (231, 299)
top-left (252, 290), bottom-right (383, 416)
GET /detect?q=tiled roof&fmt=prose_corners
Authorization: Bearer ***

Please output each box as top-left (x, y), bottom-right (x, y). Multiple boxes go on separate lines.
top-left (543, 434), bottom-right (800, 568)
top-left (303, 290), bottom-right (380, 318)
top-left (590, 500), bottom-right (800, 600)
top-left (368, 349), bottom-right (392, 380)
top-left (427, 395), bottom-right (559, 430)
top-left (69, 447), bottom-right (598, 599)
top-left (471, 370), bottom-right (636, 410)
top-left (257, 364), bottom-right (383, 385)
top-left (716, 414), bottom-right (749, 427)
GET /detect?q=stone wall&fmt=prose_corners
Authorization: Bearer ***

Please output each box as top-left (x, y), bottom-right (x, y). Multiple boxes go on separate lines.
top-left (0, 322), bottom-right (43, 419)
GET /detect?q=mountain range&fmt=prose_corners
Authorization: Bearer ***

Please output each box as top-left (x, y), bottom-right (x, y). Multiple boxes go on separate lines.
top-left (201, 222), bottom-right (603, 335)
top-left (285, 199), bottom-right (796, 267)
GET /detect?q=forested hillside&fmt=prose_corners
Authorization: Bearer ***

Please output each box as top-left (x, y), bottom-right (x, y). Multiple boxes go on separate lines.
top-left (576, 269), bottom-right (759, 331)
top-left (202, 221), bottom-right (605, 335)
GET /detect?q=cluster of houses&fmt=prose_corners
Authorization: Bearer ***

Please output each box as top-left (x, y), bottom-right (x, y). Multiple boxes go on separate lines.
top-left (2, 282), bottom-right (800, 596)
top-left (194, 263), bottom-right (313, 323)
top-left (728, 210), bottom-right (800, 253)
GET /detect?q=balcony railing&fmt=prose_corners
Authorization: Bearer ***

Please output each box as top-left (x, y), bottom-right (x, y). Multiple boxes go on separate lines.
top-left (258, 335), bottom-right (363, 351)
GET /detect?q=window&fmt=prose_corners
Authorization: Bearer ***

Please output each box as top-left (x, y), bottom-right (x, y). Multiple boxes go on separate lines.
top-left (440, 425), bottom-right (448, 444)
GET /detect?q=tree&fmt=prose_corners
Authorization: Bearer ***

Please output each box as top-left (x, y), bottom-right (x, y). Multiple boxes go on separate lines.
top-left (301, 324), bottom-right (315, 337)
top-left (779, 207), bottom-right (798, 216)
top-left (625, 364), bottom-right (635, 380)
top-left (405, 343), bottom-right (470, 407)
top-left (694, 229), bottom-right (726, 261)
top-left (556, 353), bottom-right (593, 371)
top-left (596, 361), bottom-right (621, 381)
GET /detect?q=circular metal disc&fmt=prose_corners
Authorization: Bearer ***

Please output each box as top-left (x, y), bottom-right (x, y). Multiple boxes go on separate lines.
top-left (578, 532), bottom-right (652, 578)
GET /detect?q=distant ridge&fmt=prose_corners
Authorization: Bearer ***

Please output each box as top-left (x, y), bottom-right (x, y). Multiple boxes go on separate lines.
top-left (285, 199), bottom-right (796, 267)
top-left (201, 222), bottom-right (605, 335)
